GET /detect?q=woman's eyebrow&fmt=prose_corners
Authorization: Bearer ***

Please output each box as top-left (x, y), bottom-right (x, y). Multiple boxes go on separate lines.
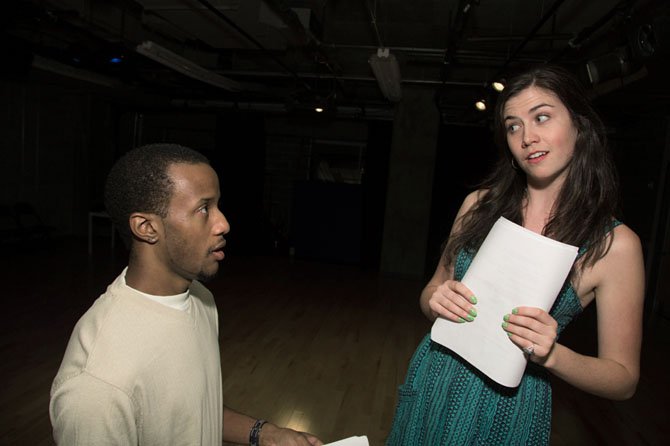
top-left (505, 103), bottom-right (555, 121)
top-left (528, 102), bottom-right (554, 113)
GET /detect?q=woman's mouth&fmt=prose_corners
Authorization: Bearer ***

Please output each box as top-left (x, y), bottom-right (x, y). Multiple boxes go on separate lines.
top-left (527, 151), bottom-right (548, 162)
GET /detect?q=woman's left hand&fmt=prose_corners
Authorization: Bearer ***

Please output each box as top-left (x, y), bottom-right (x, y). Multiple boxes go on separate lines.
top-left (502, 306), bottom-right (558, 365)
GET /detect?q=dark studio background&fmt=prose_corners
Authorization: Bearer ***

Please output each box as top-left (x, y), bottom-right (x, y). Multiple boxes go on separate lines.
top-left (1, 0), bottom-right (669, 444)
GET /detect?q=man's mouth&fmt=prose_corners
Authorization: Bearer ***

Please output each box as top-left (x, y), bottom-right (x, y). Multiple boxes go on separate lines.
top-left (210, 240), bottom-right (226, 260)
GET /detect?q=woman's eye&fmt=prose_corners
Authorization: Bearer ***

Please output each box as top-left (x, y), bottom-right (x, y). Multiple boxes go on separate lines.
top-left (537, 114), bottom-right (549, 123)
top-left (507, 123), bottom-right (520, 133)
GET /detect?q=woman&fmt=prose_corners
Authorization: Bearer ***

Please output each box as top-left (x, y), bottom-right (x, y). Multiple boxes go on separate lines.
top-left (386, 65), bottom-right (645, 445)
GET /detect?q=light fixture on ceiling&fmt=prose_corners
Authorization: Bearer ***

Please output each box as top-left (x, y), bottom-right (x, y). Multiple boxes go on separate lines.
top-left (32, 54), bottom-right (120, 88)
top-left (136, 41), bottom-right (245, 92)
top-left (311, 88), bottom-right (337, 114)
top-left (492, 81), bottom-right (505, 92)
top-left (368, 47), bottom-right (402, 102)
top-left (474, 99), bottom-right (487, 111)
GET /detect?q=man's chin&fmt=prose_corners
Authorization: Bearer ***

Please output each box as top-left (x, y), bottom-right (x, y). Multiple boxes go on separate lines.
top-left (196, 266), bottom-right (219, 283)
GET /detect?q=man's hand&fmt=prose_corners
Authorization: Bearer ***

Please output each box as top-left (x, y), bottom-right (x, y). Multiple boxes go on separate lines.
top-left (260, 423), bottom-right (323, 446)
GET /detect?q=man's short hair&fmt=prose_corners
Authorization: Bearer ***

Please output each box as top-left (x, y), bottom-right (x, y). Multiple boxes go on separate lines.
top-left (104, 143), bottom-right (210, 245)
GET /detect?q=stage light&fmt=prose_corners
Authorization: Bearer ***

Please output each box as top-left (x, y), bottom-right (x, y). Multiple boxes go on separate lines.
top-left (585, 47), bottom-right (632, 85)
top-left (492, 81), bottom-right (505, 92)
top-left (475, 99), bottom-right (486, 111)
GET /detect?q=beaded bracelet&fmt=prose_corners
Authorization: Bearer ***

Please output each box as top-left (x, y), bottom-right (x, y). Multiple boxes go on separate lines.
top-left (249, 419), bottom-right (267, 446)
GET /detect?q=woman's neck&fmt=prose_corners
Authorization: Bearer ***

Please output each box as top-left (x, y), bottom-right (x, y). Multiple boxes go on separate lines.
top-left (523, 181), bottom-right (563, 234)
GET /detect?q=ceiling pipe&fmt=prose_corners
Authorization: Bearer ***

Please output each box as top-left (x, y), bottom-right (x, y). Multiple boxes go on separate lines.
top-left (262, 0), bottom-right (343, 85)
top-left (263, 0), bottom-right (311, 47)
top-left (550, 0), bottom-right (635, 62)
top-left (193, 0), bottom-right (312, 92)
top-left (217, 69), bottom-right (483, 88)
top-left (493, 0), bottom-right (568, 78)
top-left (322, 36), bottom-right (572, 54)
top-left (442, 0), bottom-right (480, 77)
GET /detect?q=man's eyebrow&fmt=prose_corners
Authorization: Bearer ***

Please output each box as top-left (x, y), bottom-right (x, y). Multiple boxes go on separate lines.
top-left (195, 197), bottom-right (216, 207)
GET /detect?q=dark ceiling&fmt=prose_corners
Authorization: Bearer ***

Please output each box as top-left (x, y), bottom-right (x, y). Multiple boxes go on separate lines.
top-left (4, 0), bottom-right (670, 123)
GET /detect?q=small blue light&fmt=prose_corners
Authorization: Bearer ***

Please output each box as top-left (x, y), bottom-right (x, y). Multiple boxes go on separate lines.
top-left (109, 56), bottom-right (123, 64)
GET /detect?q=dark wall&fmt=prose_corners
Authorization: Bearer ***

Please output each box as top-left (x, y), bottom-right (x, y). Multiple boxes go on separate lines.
top-left (212, 112), bottom-right (267, 255)
top-left (425, 124), bottom-right (497, 277)
top-left (2, 70), bottom-right (668, 296)
top-left (0, 77), bottom-right (118, 236)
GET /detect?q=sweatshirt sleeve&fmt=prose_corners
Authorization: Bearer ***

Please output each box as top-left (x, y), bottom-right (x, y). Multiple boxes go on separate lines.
top-left (50, 372), bottom-right (138, 445)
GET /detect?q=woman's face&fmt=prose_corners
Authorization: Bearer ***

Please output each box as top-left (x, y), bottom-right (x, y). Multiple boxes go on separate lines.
top-left (503, 85), bottom-right (578, 188)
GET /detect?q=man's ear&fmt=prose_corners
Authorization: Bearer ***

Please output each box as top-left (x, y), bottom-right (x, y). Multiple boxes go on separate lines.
top-left (129, 212), bottom-right (161, 244)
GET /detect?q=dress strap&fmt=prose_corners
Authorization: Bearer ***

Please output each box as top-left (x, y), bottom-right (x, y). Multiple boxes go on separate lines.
top-left (576, 219), bottom-right (622, 259)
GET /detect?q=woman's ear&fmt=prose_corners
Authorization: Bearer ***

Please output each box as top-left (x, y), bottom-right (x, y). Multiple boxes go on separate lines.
top-left (129, 212), bottom-right (161, 244)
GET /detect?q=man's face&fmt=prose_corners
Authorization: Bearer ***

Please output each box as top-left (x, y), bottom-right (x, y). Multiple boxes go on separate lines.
top-left (159, 162), bottom-right (229, 284)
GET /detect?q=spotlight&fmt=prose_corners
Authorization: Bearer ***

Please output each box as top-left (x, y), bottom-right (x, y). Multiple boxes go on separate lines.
top-left (475, 99), bottom-right (486, 111)
top-left (314, 106), bottom-right (324, 113)
top-left (585, 47), bottom-right (632, 85)
top-left (109, 56), bottom-right (124, 64)
top-left (492, 81), bottom-right (505, 92)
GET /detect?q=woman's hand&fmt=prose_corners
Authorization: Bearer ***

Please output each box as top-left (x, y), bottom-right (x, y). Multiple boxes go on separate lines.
top-left (427, 280), bottom-right (478, 323)
top-left (501, 306), bottom-right (558, 365)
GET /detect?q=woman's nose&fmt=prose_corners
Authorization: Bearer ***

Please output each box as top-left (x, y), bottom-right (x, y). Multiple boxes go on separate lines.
top-left (522, 129), bottom-right (538, 148)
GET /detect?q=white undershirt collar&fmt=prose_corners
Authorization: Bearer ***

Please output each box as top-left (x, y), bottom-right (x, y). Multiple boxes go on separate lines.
top-left (122, 270), bottom-right (191, 312)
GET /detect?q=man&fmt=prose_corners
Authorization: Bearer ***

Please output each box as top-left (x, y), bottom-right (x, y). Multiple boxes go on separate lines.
top-left (50, 143), bottom-right (321, 446)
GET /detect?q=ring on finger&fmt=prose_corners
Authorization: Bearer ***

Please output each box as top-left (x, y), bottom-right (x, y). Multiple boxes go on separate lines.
top-left (522, 344), bottom-right (535, 356)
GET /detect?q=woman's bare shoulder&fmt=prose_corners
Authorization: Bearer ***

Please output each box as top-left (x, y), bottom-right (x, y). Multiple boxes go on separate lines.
top-left (609, 223), bottom-right (642, 257)
top-left (593, 223), bottom-right (644, 283)
top-left (461, 189), bottom-right (488, 212)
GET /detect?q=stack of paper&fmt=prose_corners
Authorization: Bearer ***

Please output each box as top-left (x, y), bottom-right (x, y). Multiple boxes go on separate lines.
top-left (431, 217), bottom-right (578, 387)
top-left (325, 435), bottom-right (369, 446)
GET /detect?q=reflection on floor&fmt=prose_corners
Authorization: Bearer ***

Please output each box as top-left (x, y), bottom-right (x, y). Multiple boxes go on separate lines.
top-left (1, 237), bottom-right (668, 445)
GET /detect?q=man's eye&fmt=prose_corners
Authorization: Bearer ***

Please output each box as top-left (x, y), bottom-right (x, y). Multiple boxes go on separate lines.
top-left (199, 207), bottom-right (209, 214)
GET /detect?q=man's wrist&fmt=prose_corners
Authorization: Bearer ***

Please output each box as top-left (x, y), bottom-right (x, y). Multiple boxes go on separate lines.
top-left (249, 419), bottom-right (267, 446)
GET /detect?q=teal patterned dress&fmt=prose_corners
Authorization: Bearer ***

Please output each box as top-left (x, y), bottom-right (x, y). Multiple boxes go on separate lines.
top-left (386, 224), bottom-right (620, 445)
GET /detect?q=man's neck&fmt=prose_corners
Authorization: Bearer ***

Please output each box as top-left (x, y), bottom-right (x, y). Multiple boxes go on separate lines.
top-left (125, 259), bottom-right (191, 296)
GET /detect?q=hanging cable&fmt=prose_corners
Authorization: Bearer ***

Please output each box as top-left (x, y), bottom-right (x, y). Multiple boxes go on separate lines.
top-left (367, 0), bottom-right (384, 48)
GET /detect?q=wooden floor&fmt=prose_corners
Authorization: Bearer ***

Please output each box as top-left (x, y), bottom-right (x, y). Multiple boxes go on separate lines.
top-left (1, 237), bottom-right (668, 445)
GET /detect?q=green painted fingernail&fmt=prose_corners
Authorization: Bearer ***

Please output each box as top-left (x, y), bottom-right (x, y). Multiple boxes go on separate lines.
top-left (512, 308), bottom-right (519, 315)
top-left (466, 315), bottom-right (474, 322)
top-left (458, 317), bottom-right (466, 323)
top-left (507, 332), bottom-right (512, 337)
top-left (470, 295), bottom-right (477, 304)
top-left (469, 308), bottom-right (477, 317)
top-left (503, 314), bottom-right (510, 322)
top-left (502, 322), bottom-right (509, 330)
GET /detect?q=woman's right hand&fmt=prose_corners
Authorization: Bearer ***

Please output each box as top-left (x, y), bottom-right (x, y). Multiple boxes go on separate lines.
top-left (427, 280), bottom-right (477, 323)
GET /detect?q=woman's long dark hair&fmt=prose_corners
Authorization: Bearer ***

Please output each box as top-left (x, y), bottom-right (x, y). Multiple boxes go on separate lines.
top-left (445, 65), bottom-right (620, 276)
